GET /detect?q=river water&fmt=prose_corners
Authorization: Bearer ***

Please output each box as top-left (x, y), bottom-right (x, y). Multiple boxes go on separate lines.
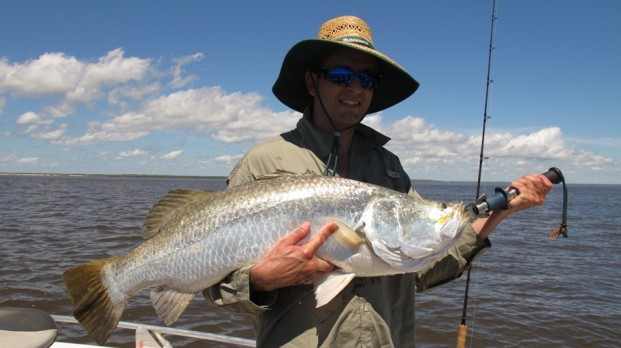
top-left (1, 175), bottom-right (619, 347)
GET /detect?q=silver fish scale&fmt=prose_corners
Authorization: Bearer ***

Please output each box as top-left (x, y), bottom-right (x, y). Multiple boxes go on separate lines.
top-left (106, 175), bottom-right (463, 296)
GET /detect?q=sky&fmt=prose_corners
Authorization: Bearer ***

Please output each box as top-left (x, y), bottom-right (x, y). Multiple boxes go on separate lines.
top-left (1, 0), bottom-right (620, 184)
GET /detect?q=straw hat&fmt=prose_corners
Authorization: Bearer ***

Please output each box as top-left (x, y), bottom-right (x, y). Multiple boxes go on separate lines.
top-left (272, 15), bottom-right (419, 114)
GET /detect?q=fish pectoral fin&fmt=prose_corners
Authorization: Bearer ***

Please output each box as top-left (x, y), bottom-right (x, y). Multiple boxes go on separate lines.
top-left (371, 240), bottom-right (429, 271)
top-left (313, 270), bottom-right (356, 308)
top-left (326, 217), bottom-right (365, 251)
top-left (143, 189), bottom-right (215, 239)
top-left (150, 286), bottom-right (197, 326)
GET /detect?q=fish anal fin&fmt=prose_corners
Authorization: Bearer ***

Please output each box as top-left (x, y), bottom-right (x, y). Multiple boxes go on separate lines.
top-left (150, 286), bottom-right (197, 326)
top-left (326, 217), bottom-right (365, 251)
top-left (63, 258), bottom-right (125, 345)
top-left (313, 270), bottom-right (356, 308)
top-left (143, 189), bottom-right (215, 239)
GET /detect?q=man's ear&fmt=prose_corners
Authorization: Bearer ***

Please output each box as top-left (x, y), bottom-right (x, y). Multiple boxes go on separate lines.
top-left (305, 71), bottom-right (317, 96)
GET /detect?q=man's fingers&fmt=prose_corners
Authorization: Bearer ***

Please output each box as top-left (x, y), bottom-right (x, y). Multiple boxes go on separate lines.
top-left (303, 222), bottom-right (339, 255)
top-left (275, 222), bottom-right (312, 247)
top-left (507, 174), bottom-right (553, 210)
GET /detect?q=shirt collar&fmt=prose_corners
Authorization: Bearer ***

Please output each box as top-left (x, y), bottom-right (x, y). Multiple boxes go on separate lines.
top-left (293, 107), bottom-right (391, 158)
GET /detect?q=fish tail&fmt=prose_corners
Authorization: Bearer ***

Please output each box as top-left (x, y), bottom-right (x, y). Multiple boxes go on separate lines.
top-left (63, 258), bottom-right (125, 345)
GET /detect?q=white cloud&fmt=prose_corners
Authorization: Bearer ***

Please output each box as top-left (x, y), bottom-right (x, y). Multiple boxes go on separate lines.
top-left (17, 156), bottom-right (39, 164)
top-left (60, 130), bottom-right (149, 146)
top-left (169, 53), bottom-right (204, 88)
top-left (78, 87), bottom-right (298, 145)
top-left (17, 111), bottom-right (44, 124)
top-left (108, 82), bottom-right (161, 108)
top-left (3, 50), bottom-right (296, 147)
top-left (85, 48), bottom-right (149, 85)
top-left (30, 124), bottom-right (67, 142)
top-left (364, 116), bottom-right (621, 182)
top-left (1, 49), bottom-right (618, 183)
top-left (213, 154), bottom-right (244, 165)
top-left (117, 149), bottom-right (149, 159)
top-left (211, 109), bottom-right (299, 143)
top-left (140, 87), bottom-right (257, 128)
top-left (0, 52), bottom-right (84, 96)
top-left (162, 150), bottom-right (182, 160)
top-left (0, 48), bottom-right (151, 118)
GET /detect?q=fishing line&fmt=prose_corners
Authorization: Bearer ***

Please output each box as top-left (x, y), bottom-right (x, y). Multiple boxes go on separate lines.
top-left (468, 262), bottom-right (481, 348)
top-left (467, 159), bottom-right (489, 347)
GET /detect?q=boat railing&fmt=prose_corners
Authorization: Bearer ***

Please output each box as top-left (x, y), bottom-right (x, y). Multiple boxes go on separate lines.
top-left (51, 315), bottom-right (256, 347)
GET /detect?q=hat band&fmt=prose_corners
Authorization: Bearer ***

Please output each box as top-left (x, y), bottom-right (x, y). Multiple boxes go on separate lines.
top-left (336, 36), bottom-right (374, 49)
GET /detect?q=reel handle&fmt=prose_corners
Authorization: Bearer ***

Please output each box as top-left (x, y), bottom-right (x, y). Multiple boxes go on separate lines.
top-left (543, 167), bottom-right (564, 185)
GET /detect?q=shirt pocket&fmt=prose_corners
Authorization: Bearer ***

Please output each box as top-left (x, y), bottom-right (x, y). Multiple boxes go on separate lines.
top-left (363, 168), bottom-right (407, 193)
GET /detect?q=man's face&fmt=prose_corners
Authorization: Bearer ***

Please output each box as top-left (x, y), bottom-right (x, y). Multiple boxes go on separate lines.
top-left (307, 48), bottom-right (377, 132)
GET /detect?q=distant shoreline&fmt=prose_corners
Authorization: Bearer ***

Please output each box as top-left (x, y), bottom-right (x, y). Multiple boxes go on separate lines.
top-left (0, 171), bottom-right (457, 184)
top-left (0, 172), bottom-right (518, 186)
top-left (1, 172), bottom-right (611, 186)
top-left (0, 172), bottom-right (227, 180)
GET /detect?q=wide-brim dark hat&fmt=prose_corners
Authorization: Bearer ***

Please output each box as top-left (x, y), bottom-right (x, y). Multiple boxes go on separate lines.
top-left (272, 16), bottom-right (420, 114)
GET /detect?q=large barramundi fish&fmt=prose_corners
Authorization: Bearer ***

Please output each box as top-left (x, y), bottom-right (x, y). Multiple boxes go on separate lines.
top-left (63, 173), bottom-right (469, 345)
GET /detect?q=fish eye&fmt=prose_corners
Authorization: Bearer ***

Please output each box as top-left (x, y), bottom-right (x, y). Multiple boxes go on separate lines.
top-left (440, 202), bottom-right (447, 209)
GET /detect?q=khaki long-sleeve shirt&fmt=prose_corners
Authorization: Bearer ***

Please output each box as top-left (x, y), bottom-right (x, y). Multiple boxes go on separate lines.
top-left (207, 111), bottom-right (490, 347)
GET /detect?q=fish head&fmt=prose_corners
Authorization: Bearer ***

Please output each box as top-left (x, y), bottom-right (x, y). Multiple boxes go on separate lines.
top-left (361, 197), bottom-right (468, 272)
top-left (432, 201), bottom-right (468, 240)
top-left (395, 200), bottom-right (468, 260)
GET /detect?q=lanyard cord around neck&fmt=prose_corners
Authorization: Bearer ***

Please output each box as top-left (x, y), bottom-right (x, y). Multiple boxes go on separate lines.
top-left (312, 76), bottom-right (361, 176)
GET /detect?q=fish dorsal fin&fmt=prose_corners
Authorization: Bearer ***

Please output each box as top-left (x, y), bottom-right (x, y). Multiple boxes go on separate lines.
top-left (150, 286), bottom-right (197, 326)
top-left (313, 270), bottom-right (356, 307)
top-left (143, 189), bottom-right (215, 239)
top-left (256, 169), bottom-right (317, 181)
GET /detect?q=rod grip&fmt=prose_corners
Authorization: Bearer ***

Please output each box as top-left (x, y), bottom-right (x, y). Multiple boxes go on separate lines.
top-left (456, 324), bottom-right (468, 348)
top-left (543, 167), bottom-right (563, 185)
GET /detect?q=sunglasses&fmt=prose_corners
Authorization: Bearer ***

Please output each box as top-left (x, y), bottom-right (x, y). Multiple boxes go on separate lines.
top-left (317, 67), bottom-right (380, 90)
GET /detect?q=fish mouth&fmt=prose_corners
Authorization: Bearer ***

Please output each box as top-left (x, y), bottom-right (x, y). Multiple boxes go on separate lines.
top-left (435, 202), bottom-right (467, 240)
top-left (435, 202), bottom-right (464, 223)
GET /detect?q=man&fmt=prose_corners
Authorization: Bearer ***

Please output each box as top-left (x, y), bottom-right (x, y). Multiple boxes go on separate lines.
top-left (207, 16), bottom-right (552, 347)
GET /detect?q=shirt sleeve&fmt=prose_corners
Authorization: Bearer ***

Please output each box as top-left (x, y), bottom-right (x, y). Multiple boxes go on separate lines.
top-left (203, 265), bottom-right (277, 314)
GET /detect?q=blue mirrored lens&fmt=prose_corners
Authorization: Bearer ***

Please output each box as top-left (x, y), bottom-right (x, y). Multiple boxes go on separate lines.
top-left (322, 68), bottom-right (377, 90)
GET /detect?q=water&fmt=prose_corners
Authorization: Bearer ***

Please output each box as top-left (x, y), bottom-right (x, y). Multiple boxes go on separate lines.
top-left (1, 175), bottom-right (619, 347)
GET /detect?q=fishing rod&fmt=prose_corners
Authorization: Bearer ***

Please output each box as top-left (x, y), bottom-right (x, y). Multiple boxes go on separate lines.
top-left (474, 0), bottom-right (497, 201)
top-left (456, 2), bottom-right (569, 347)
top-left (456, 1), bottom-right (497, 345)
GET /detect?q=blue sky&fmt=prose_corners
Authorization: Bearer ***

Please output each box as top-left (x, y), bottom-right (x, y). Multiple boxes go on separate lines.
top-left (1, 0), bottom-right (619, 184)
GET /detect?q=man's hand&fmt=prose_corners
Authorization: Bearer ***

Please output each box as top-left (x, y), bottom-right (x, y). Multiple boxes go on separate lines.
top-left (473, 173), bottom-right (554, 239)
top-left (249, 222), bottom-right (339, 292)
top-left (506, 173), bottom-right (554, 213)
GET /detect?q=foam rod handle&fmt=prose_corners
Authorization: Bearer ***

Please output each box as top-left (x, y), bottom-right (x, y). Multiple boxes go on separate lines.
top-left (543, 167), bottom-right (563, 185)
